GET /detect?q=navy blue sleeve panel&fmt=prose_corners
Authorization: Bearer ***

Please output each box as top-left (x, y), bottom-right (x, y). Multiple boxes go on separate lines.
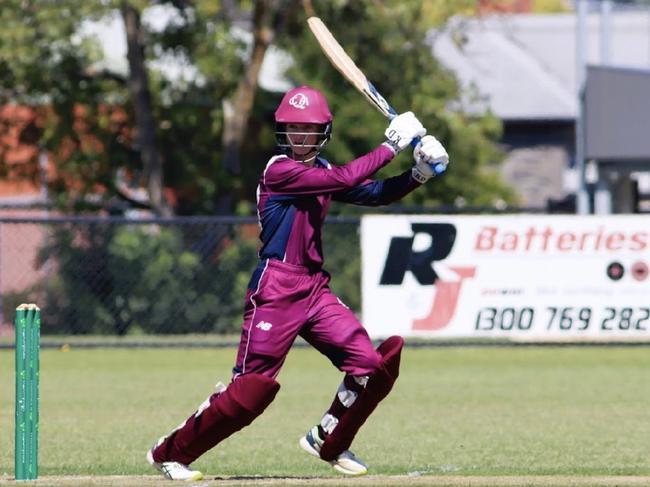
top-left (332, 169), bottom-right (421, 206)
top-left (258, 195), bottom-right (297, 261)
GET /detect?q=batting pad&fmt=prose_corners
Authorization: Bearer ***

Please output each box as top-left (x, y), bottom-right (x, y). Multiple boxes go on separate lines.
top-left (319, 336), bottom-right (404, 461)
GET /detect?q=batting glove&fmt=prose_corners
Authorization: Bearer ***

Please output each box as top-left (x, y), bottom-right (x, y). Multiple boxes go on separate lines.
top-left (383, 112), bottom-right (426, 154)
top-left (411, 135), bottom-right (449, 183)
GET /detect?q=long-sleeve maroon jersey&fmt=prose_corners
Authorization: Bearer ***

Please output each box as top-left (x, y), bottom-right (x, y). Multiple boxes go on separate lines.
top-left (254, 144), bottom-right (420, 271)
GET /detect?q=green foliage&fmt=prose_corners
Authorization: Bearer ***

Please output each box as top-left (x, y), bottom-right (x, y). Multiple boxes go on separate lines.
top-left (532, 0), bottom-right (572, 12)
top-left (0, 1), bottom-right (133, 208)
top-left (0, 1), bottom-right (247, 213)
top-left (148, 0), bottom-right (248, 212)
top-left (322, 222), bottom-right (361, 311)
top-left (1, 0), bottom-right (516, 215)
top-left (35, 223), bottom-right (258, 335)
top-left (1, 290), bottom-right (33, 326)
top-left (108, 226), bottom-right (206, 333)
top-left (0, 1), bottom-right (521, 336)
top-left (0, 0), bottom-right (514, 334)
top-left (274, 0), bottom-right (516, 209)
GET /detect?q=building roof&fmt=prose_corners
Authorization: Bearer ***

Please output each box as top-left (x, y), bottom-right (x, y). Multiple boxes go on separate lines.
top-left (430, 8), bottom-right (650, 120)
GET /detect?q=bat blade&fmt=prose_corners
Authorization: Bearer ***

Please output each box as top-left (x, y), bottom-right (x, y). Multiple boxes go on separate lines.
top-left (307, 17), bottom-right (397, 118)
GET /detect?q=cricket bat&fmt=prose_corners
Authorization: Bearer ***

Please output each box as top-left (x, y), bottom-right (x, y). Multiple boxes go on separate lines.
top-left (307, 16), bottom-right (424, 150)
top-left (307, 16), bottom-right (399, 119)
top-left (308, 16), bottom-right (450, 175)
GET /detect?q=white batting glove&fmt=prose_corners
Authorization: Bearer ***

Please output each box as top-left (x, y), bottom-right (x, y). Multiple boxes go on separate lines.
top-left (383, 112), bottom-right (426, 154)
top-left (411, 135), bottom-right (449, 183)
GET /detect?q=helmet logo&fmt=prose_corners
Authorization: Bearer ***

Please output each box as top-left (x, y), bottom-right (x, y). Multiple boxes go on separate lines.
top-left (289, 93), bottom-right (309, 110)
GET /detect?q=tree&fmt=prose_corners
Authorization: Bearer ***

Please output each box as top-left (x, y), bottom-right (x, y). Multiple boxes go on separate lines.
top-left (0, 0), bottom-right (515, 215)
top-left (146, 0), bottom-right (291, 214)
top-left (0, 0), bottom-right (282, 215)
top-left (0, 0), bottom-right (131, 211)
top-left (218, 0), bottom-right (274, 214)
top-left (274, 0), bottom-right (516, 211)
top-left (121, 1), bottom-right (172, 216)
top-left (0, 0), bottom-right (523, 335)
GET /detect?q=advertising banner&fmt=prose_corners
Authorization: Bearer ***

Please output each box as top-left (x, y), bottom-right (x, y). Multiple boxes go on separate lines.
top-left (361, 215), bottom-right (650, 340)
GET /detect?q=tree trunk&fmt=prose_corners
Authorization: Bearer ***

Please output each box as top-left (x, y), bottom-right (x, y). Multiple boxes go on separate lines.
top-left (217, 0), bottom-right (275, 214)
top-left (121, 2), bottom-right (172, 217)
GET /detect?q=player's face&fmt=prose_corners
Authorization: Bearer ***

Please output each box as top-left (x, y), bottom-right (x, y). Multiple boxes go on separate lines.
top-left (287, 123), bottom-right (321, 162)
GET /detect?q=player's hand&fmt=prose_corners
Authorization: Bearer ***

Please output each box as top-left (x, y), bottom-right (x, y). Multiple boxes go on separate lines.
top-left (383, 112), bottom-right (426, 154)
top-left (411, 135), bottom-right (449, 183)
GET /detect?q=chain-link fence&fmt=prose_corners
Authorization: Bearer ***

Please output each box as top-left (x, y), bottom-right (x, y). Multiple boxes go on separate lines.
top-left (0, 216), bottom-right (360, 336)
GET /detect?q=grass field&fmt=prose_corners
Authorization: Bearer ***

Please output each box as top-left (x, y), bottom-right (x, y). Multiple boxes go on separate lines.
top-left (1, 345), bottom-right (649, 486)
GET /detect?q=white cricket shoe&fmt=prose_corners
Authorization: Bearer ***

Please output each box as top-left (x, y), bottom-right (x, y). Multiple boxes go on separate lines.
top-left (147, 439), bottom-right (204, 481)
top-left (299, 426), bottom-right (368, 476)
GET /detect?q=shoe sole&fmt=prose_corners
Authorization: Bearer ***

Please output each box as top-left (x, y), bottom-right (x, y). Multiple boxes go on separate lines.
top-left (332, 463), bottom-right (367, 476)
top-left (299, 436), bottom-right (320, 458)
top-left (147, 447), bottom-right (204, 481)
top-left (298, 436), bottom-right (367, 476)
top-left (182, 471), bottom-right (204, 482)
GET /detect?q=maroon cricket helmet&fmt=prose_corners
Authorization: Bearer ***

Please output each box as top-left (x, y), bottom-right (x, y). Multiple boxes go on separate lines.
top-left (274, 86), bottom-right (333, 156)
top-left (274, 86), bottom-right (333, 124)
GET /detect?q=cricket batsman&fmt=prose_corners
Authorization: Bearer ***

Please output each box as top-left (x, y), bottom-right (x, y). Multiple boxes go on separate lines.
top-left (147, 86), bottom-right (449, 480)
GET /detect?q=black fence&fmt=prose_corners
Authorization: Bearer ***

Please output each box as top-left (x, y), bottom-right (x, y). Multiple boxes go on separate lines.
top-left (0, 216), bottom-right (360, 336)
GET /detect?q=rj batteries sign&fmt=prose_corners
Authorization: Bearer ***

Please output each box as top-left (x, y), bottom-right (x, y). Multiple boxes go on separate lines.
top-left (361, 215), bottom-right (650, 340)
